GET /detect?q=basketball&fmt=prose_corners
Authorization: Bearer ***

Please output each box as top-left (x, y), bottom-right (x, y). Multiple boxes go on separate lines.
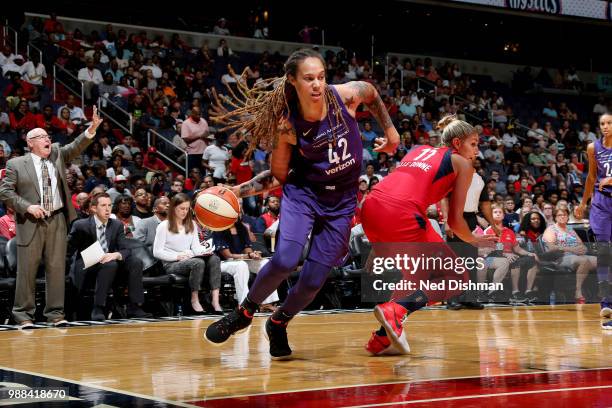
top-left (194, 186), bottom-right (240, 231)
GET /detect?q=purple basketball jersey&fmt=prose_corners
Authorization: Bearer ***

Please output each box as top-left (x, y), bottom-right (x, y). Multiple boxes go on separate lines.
top-left (288, 86), bottom-right (362, 194)
top-left (595, 139), bottom-right (612, 195)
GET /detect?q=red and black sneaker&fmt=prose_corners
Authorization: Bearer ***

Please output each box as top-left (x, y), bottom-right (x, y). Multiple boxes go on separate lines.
top-left (205, 306), bottom-right (253, 345)
top-left (372, 301), bottom-right (411, 354)
top-left (265, 316), bottom-right (292, 360)
top-left (365, 330), bottom-right (409, 356)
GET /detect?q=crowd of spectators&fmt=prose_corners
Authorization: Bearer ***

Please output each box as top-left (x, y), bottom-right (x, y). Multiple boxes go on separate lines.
top-left (0, 13), bottom-right (610, 321)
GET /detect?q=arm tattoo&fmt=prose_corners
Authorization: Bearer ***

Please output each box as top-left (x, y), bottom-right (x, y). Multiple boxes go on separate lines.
top-left (274, 121), bottom-right (296, 149)
top-left (349, 81), bottom-right (393, 130)
top-left (343, 95), bottom-right (355, 110)
top-left (365, 88), bottom-right (394, 130)
top-left (239, 170), bottom-right (276, 196)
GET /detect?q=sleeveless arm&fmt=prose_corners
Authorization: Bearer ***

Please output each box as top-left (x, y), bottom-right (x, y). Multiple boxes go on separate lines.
top-left (336, 81), bottom-right (399, 154)
top-left (447, 155), bottom-right (476, 243)
top-left (579, 143), bottom-right (597, 207)
top-left (270, 118), bottom-right (296, 185)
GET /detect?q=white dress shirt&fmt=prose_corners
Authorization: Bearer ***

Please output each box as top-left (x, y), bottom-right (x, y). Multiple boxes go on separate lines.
top-left (31, 153), bottom-right (63, 211)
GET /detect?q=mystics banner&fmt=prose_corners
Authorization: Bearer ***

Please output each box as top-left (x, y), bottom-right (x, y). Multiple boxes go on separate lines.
top-left (448, 0), bottom-right (612, 21)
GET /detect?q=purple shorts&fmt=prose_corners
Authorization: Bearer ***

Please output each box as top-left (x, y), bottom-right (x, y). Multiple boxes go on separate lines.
top-left (278, 183), bottom-right (356, 267)
top-left (590, 191), bottom-right (612, 242)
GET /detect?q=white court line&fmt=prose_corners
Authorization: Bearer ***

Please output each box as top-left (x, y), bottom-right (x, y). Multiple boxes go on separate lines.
top-left (0, 365), bottom-right (197, 408)
top-left (348, 385), bottom-right (612, 407)
top-left (200, 366), bottom-right (612, 401)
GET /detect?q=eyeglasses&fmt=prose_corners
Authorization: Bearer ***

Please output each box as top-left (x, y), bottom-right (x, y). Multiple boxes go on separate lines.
top-left (30, 134), bottom-right (51, 140)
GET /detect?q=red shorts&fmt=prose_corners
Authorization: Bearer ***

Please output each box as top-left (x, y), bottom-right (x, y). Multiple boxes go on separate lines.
top-left (361, 192), bottom-right (467, 302)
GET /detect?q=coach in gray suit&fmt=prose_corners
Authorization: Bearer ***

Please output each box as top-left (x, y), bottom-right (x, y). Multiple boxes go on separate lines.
top-left (0, 108), bottom-right (102, 327)
top-left (133, 196), bottom-right (170, 251)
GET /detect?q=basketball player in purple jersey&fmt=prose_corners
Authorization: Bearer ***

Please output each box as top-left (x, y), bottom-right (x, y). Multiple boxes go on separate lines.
top-left (205, 48), bottom-right (399, 358)
top-left (575, 113), bottom-right (612, 329)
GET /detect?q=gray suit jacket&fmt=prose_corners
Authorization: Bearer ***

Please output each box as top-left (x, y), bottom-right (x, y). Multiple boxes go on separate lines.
top-left (133, 215), bottom-right (162, 251)
top-left (0, 132), bottom-right (93, 245)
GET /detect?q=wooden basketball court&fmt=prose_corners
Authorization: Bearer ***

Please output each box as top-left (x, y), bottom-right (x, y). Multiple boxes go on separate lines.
top-left (0, 304), bottom-right (610, 407)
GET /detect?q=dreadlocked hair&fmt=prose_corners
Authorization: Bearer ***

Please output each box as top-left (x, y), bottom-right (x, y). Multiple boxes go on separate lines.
top-left (209, 48), bottom-right (347, 157)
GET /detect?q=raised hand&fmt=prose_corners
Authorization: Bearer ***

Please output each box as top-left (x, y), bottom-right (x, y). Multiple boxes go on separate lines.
top-left (88, 105), bottom-right (103, 136)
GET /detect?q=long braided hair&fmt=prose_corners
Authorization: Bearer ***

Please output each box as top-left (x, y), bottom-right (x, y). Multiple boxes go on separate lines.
top-left (209, 48), bottom-right (346, 157)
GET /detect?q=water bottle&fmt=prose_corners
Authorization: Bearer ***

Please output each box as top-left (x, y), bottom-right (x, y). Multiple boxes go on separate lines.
top-left (177, 305), bottom-right (183, 320)
top-left (549, 291), bottom-right (556, 306)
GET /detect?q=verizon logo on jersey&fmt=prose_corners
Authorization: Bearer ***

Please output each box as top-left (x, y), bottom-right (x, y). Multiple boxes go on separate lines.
top-left (397, 161), bottom-right (432, 172)
top-left (325, 157), bottom-right (356, 175)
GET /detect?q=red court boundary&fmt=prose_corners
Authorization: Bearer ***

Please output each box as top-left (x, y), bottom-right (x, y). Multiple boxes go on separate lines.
top-left (192, 368), bottom-right (612, 407)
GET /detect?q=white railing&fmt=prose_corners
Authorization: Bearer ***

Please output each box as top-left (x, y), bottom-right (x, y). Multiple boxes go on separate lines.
top-left (26, 43), bottom-right (43, 63)
top-left (97, 94), bottom-right (133, 135)
top-left (53, 63), bottom-right (84, 104)
top-left (2, 23), bottom-right (18, 52)
top-left (147, 129), bottom-right (188, 177)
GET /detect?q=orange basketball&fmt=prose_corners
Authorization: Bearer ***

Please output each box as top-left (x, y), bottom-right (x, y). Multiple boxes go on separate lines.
top-left (194, 186), bottom-right (240, 231)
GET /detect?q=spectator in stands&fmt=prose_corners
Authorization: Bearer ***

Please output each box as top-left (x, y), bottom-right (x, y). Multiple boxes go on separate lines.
top-left (57, 95), bottom-right (86, 123)
top-left (360, 121), bottom-right (378, 149)
top-left (106, 59), bottom-right (123, 83)
top-left (213, 18), bottom-right (230, 36)
top-left (503, 196), bottom-right (520, 231)
top-left (542, 101), bottom-right (558, 120)
top-left (153, 193), bottom-right (220, 314)
top-left (106, 154), bottom-right (130, 180)
top-left (9, 100), bottom-right (37, 131)
top-left (519, 211), bottom-right (547, 244)
top-left (22, 53), bottom-right (46, 87)
top-left (360, 163), bottom-right (382, 185)
top-left (528, 145), bottom-right (549, 176)
top-left (181, 106), bottom-right (209, 172)
top-left (36, 104), bottom-right (66, 135)
top-left (230, 141), bottom-right (256, 214)
top-left (57, 107), bottom-right (76, 136)
top-left (68, 192), bottom-right (149, 320)
top-left (114, 134), bottom-right (140, 161)
top-left (170, 179), bottom-right (185, 197)
top-left (214, 220), bottom-right (279, 312)
top-left (112, 194), bottom-right (139, 237)
top-left (2, 55), bottom-right (25, 77)
top-left (558, 102), bottom-right (577, 122)
top-left (132, 188), bottom-right (153, 219)
top-left (202, 175), bottom-right (214, 189)
top-left (484, 204), bottom-right (539, 303)
top-left (78, 58), bottom-right (103, 104)
top-left (202, 132), bottom-right (230, 184)
top-left (143, 147), bottom-right (169, 173)
top-left (134, 196), bottom-right (170, 251)
top-left (488, 170), bottom-right (507, 195)
top-left (579, 123), bottom-right (596, 144)
top-left (216, 39), bottom-right (235, 58)
top-left (484, 139), bottom-right (503, 166)
top-left (543, 207), bottom-right (596, 303)
top-left (259, 196), bottom-right (280, 229)
top-left (107, 175), bottom-right (132, 202)
top-left (0, 208), bottom-right (16, 240)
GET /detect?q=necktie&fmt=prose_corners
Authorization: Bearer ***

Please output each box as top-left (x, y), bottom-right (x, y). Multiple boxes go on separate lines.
top-left (98, 224), bottom-right (108, 252)
top-left (41, 159), bottom-right (53, 213)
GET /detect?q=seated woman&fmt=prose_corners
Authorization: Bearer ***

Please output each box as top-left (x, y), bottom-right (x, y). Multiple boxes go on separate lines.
top-left (481, 204), bottom-right (539, 303)
top-left (154, 193), bottom-right (222, 314)
top-left (213, 219), bottom-right (279, 312)
top-left (543, 207), bottom-right (596, 304)
top-left (518, 211), bottom-right (547, 247)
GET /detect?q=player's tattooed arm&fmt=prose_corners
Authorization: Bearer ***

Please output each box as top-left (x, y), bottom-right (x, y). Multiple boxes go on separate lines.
top-left (345, 81), bottom-right (399, 154)
top-left (236, 170), bottom-right (281, 198)
top-left (347, 81), bottom-right (394, 130)
top-left (274, 119), bottom-right (297, 149)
